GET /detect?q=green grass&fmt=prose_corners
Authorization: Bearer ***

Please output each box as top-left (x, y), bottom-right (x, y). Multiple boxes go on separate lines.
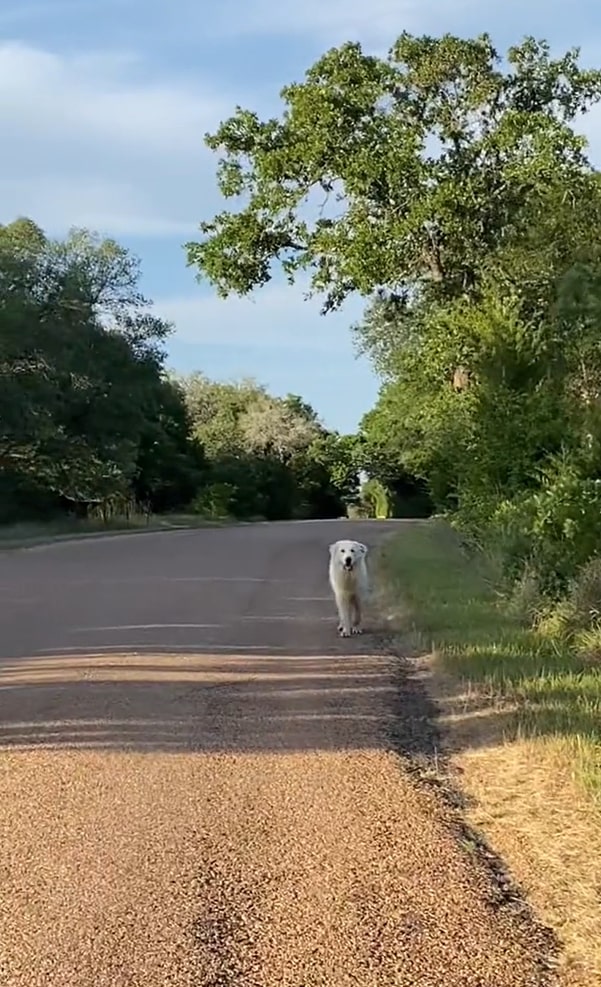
top-left (377, 518), bottom-right (601, 799)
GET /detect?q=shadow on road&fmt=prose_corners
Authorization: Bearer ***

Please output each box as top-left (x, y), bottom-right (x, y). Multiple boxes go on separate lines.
top-left (0, 644), bottom-right (441, 757)
top-left (0, 519), bottom-right (434, 756)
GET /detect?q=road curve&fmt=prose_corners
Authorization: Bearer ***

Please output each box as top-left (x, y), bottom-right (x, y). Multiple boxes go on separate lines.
top-left (0, 520), bottom-right (553, 986)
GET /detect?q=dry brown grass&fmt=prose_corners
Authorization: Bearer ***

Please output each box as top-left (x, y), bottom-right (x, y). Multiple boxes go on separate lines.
top-left (377, 521), bottom-right (601, 987)
top-left (424, 657), bottom-right (601, 987)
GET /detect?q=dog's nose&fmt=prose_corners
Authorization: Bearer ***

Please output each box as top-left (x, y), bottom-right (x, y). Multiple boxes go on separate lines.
top-left (344, 556), bottom-right (353, 567)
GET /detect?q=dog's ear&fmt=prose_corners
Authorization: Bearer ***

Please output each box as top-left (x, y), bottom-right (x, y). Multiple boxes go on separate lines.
top-left (329, 543), bottom-right (337, 556)
top-left (357, 542), bottom-right (368, 557)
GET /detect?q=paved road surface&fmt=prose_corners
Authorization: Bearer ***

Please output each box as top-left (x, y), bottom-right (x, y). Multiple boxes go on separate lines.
top-left (0, 520), bottom-right (553, 986)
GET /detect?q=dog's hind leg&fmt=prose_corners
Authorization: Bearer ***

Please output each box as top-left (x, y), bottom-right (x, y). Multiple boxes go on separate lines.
top-left (350, 594), bottom-right (362, 635)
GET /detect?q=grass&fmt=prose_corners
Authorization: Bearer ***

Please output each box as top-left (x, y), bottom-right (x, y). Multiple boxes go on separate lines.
top-left (0, 513), bottom-right (239, 549)
top-left (377, 518), bottom-right (601, 987)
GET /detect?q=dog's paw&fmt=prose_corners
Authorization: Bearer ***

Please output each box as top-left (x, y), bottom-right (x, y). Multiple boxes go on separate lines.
top-left (338, 624), bottom-right (351, 638)
top-left (351, 626), bottom-right (363, 635)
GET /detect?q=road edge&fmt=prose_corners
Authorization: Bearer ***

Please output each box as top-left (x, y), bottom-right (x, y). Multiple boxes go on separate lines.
top-left (0, 519), bottom-right (259, 553)
top-left (370, 584), bottom-right (562, 983)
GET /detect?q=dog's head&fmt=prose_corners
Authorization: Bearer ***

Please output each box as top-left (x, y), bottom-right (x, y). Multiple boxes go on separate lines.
top-left (329, 539), bottom-right (368, 572)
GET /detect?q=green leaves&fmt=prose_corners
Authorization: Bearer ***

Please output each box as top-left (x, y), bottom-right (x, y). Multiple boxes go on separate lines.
top-left (179, 373), bottom-right (359, 519)
top-left (189, 32), bottom-right (601, 315)
top-left (0, 219), bottom-right (198, 517)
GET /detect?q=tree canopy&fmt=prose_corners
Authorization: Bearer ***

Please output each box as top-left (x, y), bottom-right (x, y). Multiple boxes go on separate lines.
top-left (187, 33), bottom-right (601, 312)
top-left (180, 373), bottom-right (360, 520)
top-left (0, 218), bottom-right (202, 518)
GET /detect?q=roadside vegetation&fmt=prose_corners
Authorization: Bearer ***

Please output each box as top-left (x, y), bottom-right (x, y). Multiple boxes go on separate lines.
top-left (190, 28), bottom-right (601, 986)
top-left (0, 513), bottom-right (235, 550)
top-left (377, 521), bottom-right (601, 986)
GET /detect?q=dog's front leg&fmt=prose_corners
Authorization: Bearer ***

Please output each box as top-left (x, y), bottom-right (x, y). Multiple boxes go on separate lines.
top-left (351, 594), bottom-right (362, 635)
top-left (336, 593), bottom-right (352, 637)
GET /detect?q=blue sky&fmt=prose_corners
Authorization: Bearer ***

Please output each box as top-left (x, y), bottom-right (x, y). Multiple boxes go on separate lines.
top-left (1, 1), bottom-right (601, 432)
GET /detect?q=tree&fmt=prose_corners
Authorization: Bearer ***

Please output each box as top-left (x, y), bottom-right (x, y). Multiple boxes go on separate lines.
top-left (180, 373), bottom-right (349, 519)
top-left (187, 33), bottom-right (601, 316)
top-left (133, 377), bottom-right (205, 514)
top-left (48, 226), bottom-right (147, 317)
top-left (307, 432), bottom-right (360, 506)
top-left (282, 393), bottom-right (321, 424)
top-left (0, 218), bottom-right (200, 521)
top-left (240, 393), bottom-right (321, 459)
top-left (181, 373), bottom-right (264, 458)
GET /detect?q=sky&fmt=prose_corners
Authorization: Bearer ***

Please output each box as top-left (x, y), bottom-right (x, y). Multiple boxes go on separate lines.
top-left (1, 1), bottom-right (601, 433)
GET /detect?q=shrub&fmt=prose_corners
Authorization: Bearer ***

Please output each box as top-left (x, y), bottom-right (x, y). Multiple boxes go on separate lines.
top-left (361, 478), bottom-right (392, 518)
top-left (534, 556), bottom-right (601, 647)
top-left (189, 483), bottom-right (235, 518)
top-left (483, 457), bottom-right (601, 595)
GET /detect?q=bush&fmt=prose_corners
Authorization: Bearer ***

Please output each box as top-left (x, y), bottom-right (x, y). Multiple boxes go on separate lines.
top-left (346, 502), bottom-right (370, 519)
top-left (480, 456), bottom-right (601, 595)
top-left (535, 556), bottom-right (601, 643)
top-left (189, 483), bottom-right (236, 518)
top-left (360, 478), bottom-right (392, 518)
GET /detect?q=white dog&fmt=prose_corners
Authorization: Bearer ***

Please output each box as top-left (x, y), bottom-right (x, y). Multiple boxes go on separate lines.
top-left (328, 539), bottom-right (369, 638)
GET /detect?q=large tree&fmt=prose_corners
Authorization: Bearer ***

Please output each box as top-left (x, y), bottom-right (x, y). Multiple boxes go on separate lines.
top-left (187, 33), bottom-right (601, 315)
top-left (180, 373), bottom-right (353, 519)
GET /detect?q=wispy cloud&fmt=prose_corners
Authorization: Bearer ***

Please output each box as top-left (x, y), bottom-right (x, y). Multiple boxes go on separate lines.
top-left (0, 0), bottom-right (443, 50)
top-left (174, 0), bottom-right (567, 49)
top-left (206, 0), bottom-right (439, 46)
top-left (2, 8), bottom-right (601, 240)
top-left (154, 278), bottom-right (365, 353)
top-left (159, 278), bottom-right (378, 432)
top-left (0, 176), bottom-right (198, 239)
top-left (0, 42), bottom-right (225, 153)
top-left (0, 41), bottom-right (229, 237)
top-left (1, 0), bottom-right (599, 430)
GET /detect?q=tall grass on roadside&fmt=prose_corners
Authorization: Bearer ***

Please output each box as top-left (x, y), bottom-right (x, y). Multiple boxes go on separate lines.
top-left (378, 519), bottom-right (601, 800)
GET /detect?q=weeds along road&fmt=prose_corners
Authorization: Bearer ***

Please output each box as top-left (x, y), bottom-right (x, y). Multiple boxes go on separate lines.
top-left (0, 520), bottom-right (555, 986)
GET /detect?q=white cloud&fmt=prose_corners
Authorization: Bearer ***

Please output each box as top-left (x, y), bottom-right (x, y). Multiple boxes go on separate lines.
top-left (0, 41), bottom-right (229, 237)
top-left (0, 176), bottom-right (199, 239)
top-left (0, 42), bottom-right (224, 155)
top-left (157, 279), bottom-right (380, 433)
top-left (0, 0), bottom-right (454, 52)
top-left (154, 278), bottom-right (365, 353)
top-left (203, 0), bottom-right (593, 53)
top-left (1, 12), bottom-right (600, 245)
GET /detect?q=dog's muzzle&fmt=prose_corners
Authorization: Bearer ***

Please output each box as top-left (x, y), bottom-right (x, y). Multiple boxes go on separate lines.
top-left (343, 558), bottom-right (354, 570)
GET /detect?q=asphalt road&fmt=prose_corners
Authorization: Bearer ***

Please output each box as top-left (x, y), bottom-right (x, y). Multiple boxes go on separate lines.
top-left (0, 520), bottom-right (554, 986)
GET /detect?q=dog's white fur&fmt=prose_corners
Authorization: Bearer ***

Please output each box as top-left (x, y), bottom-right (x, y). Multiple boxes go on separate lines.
top-left (328, 539), bottom-right (369, 638)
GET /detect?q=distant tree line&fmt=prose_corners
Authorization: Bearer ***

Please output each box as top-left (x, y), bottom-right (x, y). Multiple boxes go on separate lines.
top-left (2, 218), bottom-right (422, 526)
